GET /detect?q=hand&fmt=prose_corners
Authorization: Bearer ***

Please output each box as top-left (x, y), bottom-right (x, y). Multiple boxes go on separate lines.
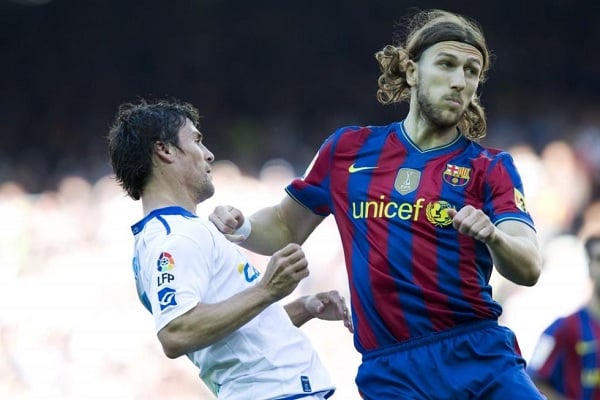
top-left (447, 205), bottom-right (497, 243)
top-left (258, 243), bottom-right (309, 301)
top-left (304, 290), bottom-right (353, 333)
top-left (209, 205), bottom-right (247, 243)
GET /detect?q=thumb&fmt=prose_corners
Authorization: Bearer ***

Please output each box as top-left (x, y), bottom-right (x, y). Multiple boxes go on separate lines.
top-left (314, 301), bottom-right (324, 313)
top-left (447, 208), bottom-right (457, 218)
top-left (305, 295), bottom-right (325, 314)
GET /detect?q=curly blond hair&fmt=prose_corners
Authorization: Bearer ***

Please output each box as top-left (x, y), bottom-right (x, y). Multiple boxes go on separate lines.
top-left (375, 9), bottom-right (492, 140)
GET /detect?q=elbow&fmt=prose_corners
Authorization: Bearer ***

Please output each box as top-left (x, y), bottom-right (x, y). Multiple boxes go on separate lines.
top-left (160, 340), bottom-right (187, 359)
top-left (158, 330), bottom-right (212, 359)
top-left (163, 349), bottom-right (180, 359)
top-left (521, 270), bottom-right (540, 287)
top-left (519, 262), bottom-right (542, 287)
top-left (500, 263), bottom-right (541, 287)
top-left (526, 254), bottom-right (544, 286)
top-left (157, 329), bottom-right (195, 359)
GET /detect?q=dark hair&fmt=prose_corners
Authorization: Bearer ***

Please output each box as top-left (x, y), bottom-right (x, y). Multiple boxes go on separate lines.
top-left (375, 9), bottom-right (492, 140)
top-left (107, 98), bottom-right (200, 200)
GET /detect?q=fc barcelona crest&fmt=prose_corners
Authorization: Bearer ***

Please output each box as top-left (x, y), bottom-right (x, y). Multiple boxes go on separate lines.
top-left (443, 164), bottom-right (471, 187)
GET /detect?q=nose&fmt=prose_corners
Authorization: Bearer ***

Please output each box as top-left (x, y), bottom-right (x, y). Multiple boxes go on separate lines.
top-left (205, 149), bottom-right (215, 164)
top-left (450, 69), bottom-right (466, 91)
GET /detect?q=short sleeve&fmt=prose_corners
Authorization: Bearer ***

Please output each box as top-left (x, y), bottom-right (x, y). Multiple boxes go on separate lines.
top-left (484, 153), bottom-right (535, 230)
top-left (148, 230), bottom-right (214, 332)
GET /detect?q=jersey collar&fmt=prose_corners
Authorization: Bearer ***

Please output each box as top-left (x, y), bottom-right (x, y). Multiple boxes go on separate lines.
top-left (131, 206), bottom-right (197, 234)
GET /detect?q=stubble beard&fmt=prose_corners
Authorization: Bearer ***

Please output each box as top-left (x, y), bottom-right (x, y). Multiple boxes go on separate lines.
top-left (197, 180), bottom-right (215, 203)
top-left (416, 86), bottom-right (463, 130)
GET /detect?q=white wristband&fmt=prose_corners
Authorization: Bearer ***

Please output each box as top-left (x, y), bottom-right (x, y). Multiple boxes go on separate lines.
top-left (234, 218), bottom-right (252, 239)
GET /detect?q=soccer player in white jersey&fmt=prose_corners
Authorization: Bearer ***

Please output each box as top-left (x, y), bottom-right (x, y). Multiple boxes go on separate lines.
top-left (107, 97), bottom-right (353, 400)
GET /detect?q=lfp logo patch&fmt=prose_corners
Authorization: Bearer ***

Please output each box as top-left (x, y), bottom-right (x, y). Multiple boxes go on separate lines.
top-left (157, 251), bottom-right (175, 272)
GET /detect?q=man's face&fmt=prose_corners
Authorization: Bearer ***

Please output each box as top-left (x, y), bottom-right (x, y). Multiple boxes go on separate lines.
top-left (413, 41), bottom-right (483, 129)
top-left (175, 118), bottom-right (215, 203)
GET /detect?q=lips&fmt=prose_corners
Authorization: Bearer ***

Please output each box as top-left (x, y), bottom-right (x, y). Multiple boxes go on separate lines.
top-left (444, 97), bottom-right (463, 108)
top-left (445, 96), bottom-right (462, 106)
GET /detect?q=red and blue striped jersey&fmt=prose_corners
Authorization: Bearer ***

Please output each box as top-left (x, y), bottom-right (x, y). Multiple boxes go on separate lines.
top-left (286, 121), bottom-right (535, 353)
top-left (528, 308), bottom-right (600, 400)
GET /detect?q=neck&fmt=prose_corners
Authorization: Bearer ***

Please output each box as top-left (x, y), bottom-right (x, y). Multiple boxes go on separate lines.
top-left (403, 109), bottom-right (461, 151)
top-left (141, 180), bottom-right (197, 217)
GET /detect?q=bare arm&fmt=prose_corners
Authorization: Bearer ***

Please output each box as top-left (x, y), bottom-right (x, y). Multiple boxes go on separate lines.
top-left (210, 195), bottom-right (325, 256)
top-left (284, 290), bottom-right (353, 333)
top-left (448, 206), bottom-right (542, 286)
top-left (487, 219), bottom-right (542, 286)
top-left (157, 243), bottom-right (309, 358)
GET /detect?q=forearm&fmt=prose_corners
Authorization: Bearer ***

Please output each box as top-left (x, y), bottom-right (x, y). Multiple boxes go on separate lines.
top-left (243, 197), bottom-right (324, 255)
top-left (284, 296), bottom-right (313, 327)
top-left (242, 206), bottom-right (296, 255)
top-left (487, 223), bottom-right (542, 286)
top-left (158, 285), bottom-right (274, 358)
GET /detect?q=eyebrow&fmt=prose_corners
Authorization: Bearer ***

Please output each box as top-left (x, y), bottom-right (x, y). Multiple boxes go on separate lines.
top-left (436, 52), bottom-right (482, 66)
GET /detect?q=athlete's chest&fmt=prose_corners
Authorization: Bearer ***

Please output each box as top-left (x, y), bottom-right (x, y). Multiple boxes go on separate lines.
top-left (332, 149), bottom-right (485, 207)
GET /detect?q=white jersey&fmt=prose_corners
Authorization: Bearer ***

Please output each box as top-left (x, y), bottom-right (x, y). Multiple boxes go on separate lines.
top-left (130, 206), bottom-right (334, 400)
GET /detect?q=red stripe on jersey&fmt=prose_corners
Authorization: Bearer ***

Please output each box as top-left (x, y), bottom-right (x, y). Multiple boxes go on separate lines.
top-left (331, 128), bottom-right (381, 349)
top-left (562, 315), bottom-right (583, 399)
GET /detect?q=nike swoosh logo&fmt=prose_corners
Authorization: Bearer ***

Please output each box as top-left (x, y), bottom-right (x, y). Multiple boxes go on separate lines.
top-left (348, 163), bottom-right (378, 173)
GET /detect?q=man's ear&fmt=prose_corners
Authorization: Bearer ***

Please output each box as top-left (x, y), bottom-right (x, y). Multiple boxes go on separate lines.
top-left (405, 60), bottom-right (418, 87)
top-left (154, 141), bottom-right (175, 163)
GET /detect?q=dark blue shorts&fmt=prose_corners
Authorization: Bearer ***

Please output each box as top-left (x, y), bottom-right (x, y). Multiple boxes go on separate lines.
top-left (356, 320), bottom-right (546, 400)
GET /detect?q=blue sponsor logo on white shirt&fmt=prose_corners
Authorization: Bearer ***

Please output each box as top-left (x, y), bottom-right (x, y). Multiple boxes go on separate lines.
top-left (158, 287), bottom-right (177, 311)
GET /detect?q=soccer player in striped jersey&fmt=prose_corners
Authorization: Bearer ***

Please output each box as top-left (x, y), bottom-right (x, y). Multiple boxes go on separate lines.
top-left (107, 98), bottom-right (352, 400)
top-left (528, 235), bottom-right (600, 399)
top-left (210, 9), bottom-right (545, 399)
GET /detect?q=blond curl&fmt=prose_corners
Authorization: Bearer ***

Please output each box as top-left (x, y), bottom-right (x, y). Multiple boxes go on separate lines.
top-left (375, 45), bottom-right (411, 105)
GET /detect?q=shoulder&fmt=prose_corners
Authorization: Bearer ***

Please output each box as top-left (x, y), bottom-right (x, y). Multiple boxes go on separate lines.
top-left (164, 216), bottom-right (218, 248)
top-left (466, 143), bottom-right (521, 175)
top-left (468, 142), bottom-right (512, 162)
top-left (326, 122), bottom-right (398, 152)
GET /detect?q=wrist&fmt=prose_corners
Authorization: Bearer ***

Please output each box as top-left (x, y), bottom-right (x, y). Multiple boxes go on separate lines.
top-left (234, 218), bottom-right (252, 240)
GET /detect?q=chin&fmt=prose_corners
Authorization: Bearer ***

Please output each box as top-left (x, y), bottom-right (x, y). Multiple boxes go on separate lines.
top-left (205, 186), bottom-right (216, 200)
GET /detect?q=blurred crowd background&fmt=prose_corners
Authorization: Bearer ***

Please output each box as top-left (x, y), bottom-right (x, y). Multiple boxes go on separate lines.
top-left (1, 0), bottom-right (600, 399)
